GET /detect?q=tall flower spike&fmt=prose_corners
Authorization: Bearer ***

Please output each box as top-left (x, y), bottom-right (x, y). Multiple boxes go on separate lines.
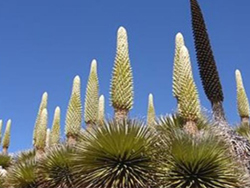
top-left (65, 76), bottom-right (82, 145)
top-left (110, 26), bottom-right (134, 121)
top-left (50, 106), bottom-right (61, 145)
top-left (0, 120), bottom-right (3, 145)
top-left (35, 109), bottom-right (48, 150)
top-left (190, 0), bottom-right (225, 122)
top-left (84, 59), bottom-right (99, 128)
top-left (33, 92), bottom-right (48, 145)
top-left (46, 128), bottom-right (51, 148)
top-left (147, 94), bottom-right (156, 126)
top-left (236, 70), bottom-right (250, 123)
top-left (2, 119), bottom-right (11, 155)
top-left (173, 33), bottom-right (185, 100)
top-left (178, 46), bottom-right (201, 134)
top-left (98, 95), bottom-right (105, 125)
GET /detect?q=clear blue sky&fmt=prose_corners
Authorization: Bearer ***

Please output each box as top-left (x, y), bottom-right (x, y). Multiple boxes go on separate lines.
top-left (0, 0), bottom-right (249, 152)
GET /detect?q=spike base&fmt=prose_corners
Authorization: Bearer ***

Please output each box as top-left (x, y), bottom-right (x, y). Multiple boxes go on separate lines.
top-left (114, 109), bottom-right (128, 122)
top-left (184, 120), bottom-right (198, 135)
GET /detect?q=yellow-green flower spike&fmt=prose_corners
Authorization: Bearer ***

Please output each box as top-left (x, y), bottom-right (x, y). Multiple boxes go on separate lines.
top-left (173, 33), bottom-right (185, 100)
top-left (98, 95), bottom-right (105, 125)
top-left (84, 59), bottom-right (99, 126)
top-left (147, 94), bottom-right (156, 126)
top-left (35, 109), bottom-right (48, 149)
top-left (50, 106), bottom-right (61, 145)
top-left (236, 69), bottom-right (250, 119)
top-left (178, 46), bottom-right (201, 121)
top-left (46, 128), bottom-right (51, 148)
top-left (0, 120), bottom-right (3, 144)
top-left (110, 26), bottom-right (134, 113)
top-left (65, 76), bottom-right (82, 137)
top-left (2, 119), bottom-right (11, 149)
top-left (33, 92), bottom-right (48, 145)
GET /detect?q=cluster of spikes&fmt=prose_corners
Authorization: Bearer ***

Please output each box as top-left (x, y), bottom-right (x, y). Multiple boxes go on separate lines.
top-left (1, 0), bottom-right (250, 187)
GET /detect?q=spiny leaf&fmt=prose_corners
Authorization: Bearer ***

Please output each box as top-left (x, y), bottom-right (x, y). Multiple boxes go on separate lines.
top-left (236, 69), bottom-right (250, 118)
top-left (2, 120), bottom-right (11, 149)
top-left (33, 92), bottom-right (48, 144)
top-left (173, 32), bottom-right (185, 99)
top-left (84, 59), bottom-right (99, 125)
top-left (65, 76), bottom-right (82, 137)
top-left (50, 106), bottom-right (61, 145)
top-left (147, 93), bottom-right (156, 126)
top-left (190, 0), bottom-right (224, 103)
top-left (178, 46), bottom-right (201, 121)
top-left (35, 109), bottom-right (48, 149)
top-left (110, 26), bottom-right (134, 111)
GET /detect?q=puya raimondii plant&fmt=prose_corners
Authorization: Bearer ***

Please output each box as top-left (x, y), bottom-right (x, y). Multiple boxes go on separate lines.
top-left (84, 59), bottom-right (99, 129)
top-left (1, 1), bottom-right (250, 187)
top-left (110, 26), bottom-right (134, 121)
top-left (172, 39), bottom-right (201, 135)
top-left (147, 93), bottom-right (156, 127)
top-left (236, 69), bottom-right (250, 124)
top-left (33, 92), bottom-right (48, 146)
top-left (65, 75), bottom-right (82, 145)
top-left (190, 0), bottom-right (225, 122)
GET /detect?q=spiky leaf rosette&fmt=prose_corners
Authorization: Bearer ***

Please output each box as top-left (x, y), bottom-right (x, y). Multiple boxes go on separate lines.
top-left (178, 46), bottom-right (201, 121)
top-left (2, 119), bottom-right (11, 149)
top-left (236, 70), bottom-right (250, 119)
top-left (172, 33), bottom-right (185, 99)
top-left (0, 154), bottom-right (12, 169)
top-left (84, 60), bottom-right (99, 125)
top-left (50, 107), bottom-right (61, 145)
top-left (156, 114), bottom-right (209, 140)
top-left (157, 131), bottom-right (246, 187)
top-left (37, 145), bottom-right (75, 188)
top-left (98, 95), bottom-right (105, 125)
top-left (35, 109), bottom-right (48, 150)
top-left (190, 0), bottom-right (224, 104)
top-left (71, 120), bottom-right (156, 188)
top-left (65, 76), bottom-right (82, 137)
top-left (33, 92), bottom-right (48, 145)
top-left (110, 27), bottom-right (134, 113)
top-left (147, 93), bottom-right (156, 126)
top-left (5, 150), bottom-right (37, 188)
